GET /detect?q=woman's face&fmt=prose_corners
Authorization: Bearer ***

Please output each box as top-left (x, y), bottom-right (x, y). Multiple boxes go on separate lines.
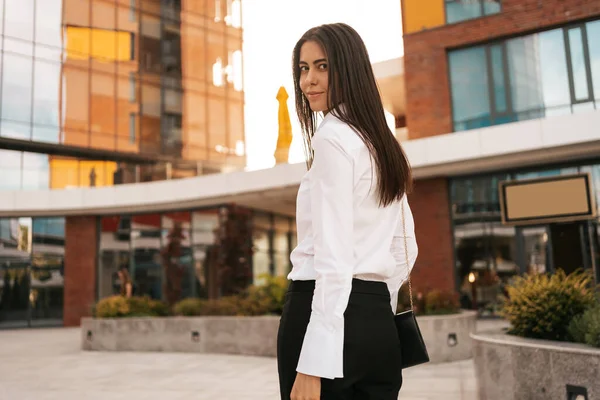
top-left (298, 40), bottom-right (329, 113)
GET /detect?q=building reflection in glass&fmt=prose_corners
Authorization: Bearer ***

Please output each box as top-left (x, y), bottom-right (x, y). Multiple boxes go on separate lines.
top-left (97, 206), bottom-right (295, 304)
top-left (0, 0), bottom-right (245, 192)
top-left (0, 217), bottom-right (65, 328)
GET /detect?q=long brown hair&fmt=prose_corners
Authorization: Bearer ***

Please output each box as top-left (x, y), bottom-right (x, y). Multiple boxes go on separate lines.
top-left (292, 23), bottom-right (412, 206)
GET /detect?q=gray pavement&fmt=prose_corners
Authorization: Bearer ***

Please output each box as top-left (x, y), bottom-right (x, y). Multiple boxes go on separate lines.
top-left (0, 321), bottom-right (507, 400)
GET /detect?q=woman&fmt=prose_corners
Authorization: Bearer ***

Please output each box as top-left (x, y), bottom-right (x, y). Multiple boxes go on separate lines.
top-left (277, 23), bottom-right (419, 400)
top-left (117, 266), bottom-right (133, 298)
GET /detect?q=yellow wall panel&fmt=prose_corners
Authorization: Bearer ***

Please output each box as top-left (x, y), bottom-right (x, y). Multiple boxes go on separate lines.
top-left (66, 27), bottom-right (131, 61)
top-left (49, 158), bottom-right (117, 189)
top-left (403, 0), bottom-right (445, 34)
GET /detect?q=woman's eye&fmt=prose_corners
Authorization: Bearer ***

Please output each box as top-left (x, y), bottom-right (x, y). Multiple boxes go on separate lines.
top-left (299, 66), bottom-right (308, 71)
top-left (318, 64), bottom-right (327, 70)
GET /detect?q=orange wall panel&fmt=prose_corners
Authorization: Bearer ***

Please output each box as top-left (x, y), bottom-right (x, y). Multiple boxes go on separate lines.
top-left (402, 0), bottom-right (445, 34)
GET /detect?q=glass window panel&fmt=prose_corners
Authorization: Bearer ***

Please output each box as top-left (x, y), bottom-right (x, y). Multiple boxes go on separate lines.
top-left (208, 96), bottom-right (227, 158)
top-left (587, 21), bottom-right (600, 101)
top-left (161, 225), bottom-right (194, 301)
top-left (2, 53), bottom-right (33, 125)
top-left (35, 0), bottom-right (63, 51)
top-left (4, 37), bottom-right (34, 57)
top-left (4, 0), bottom-right (34, 41)
top-left (30, 217), bottom-right (64, 323)
top-left (61, 66), bottom-right (90, 144)
top-left (131, 228), bottom-right (162, 299)
top-left (181, 21), bottom-right (207, 82)
top-left (163, 212), bottom-right (191, 231)
top-left (482, 0), bottom-right (501, 15)
top-left (129, 72), bottom-right (136, 102)
top-left (0, 150), bottom-right (22, 190)
top-left (98, 216), bottom-right (131, 300)
top-left (22, 152), bottom-right (50, 190)
top-left (567, 27), bottom-right (591, 101)
top-left (0, 217), bottom-right (32, 326)
top-left (0, 0), bottom-right (3, 36)
top-left (33, 59), bottom-right (61, 129)
top-left (130, 0), bottom-right (136, 21)
top-left (92, 0), bottom-right (116, 30)
top-left (448, 46), bottom-right (491, 131)
top-left (445, 0), bottom-right (482, 24)
top-left (90, 70), bottom-right (116, 150)
top-left (116, 70), bottom-right (138, 152)
top-left (1, 121), bottom-right (31, 141)
top-left (129, 113), bottom-right (137, 144)
top-left (32, 126), bottom-right (60, 144)
top-left (183, 91), bottom-right (207, 160)
top-left (252, 229), bottom-right (271, 283)
top-left (506, 35), bottom-right (544, 118)
top-left (538, 29), bottom-right (571, 115)
top-left (490, 45), bottom-right (507, 113)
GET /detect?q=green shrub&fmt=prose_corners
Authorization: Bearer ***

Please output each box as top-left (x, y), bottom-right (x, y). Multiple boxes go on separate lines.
top-left (424, 289), bottom-right (461, 315)
top-left (173, 297), bottom-right (240, 316)
top-left (173, 298), bottom-right (205, 316)
top-left (568, 304), bottom-right (600, 348)
top-left (172, 275), bottom-right (288, 317)
top-left (501, 269), bottom-right (597, 342)
top-left (242, 274), bottom-right (288, 315)
top-left (94, 296), bottom-right (169, 318)
top-left (94, 296), bottom-right (129, 318)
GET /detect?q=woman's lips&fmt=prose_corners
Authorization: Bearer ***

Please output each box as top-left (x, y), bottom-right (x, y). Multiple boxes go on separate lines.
top-left (307, 92), bottom-right (323, 100)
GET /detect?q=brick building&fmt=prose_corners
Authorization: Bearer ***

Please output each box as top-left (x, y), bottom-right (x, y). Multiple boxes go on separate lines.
top-left (397, 0), bottom-right (600, 315)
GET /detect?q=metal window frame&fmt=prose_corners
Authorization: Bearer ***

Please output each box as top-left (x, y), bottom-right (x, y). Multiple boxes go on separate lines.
top-left (444, 0), bottom-right (501, 25)
top-left (564, 24), bottom-right (595, 105)
top-left (449, 20), bottom-right (600, 131)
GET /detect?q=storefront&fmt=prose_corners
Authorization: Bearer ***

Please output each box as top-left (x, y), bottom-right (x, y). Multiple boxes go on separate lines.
top-left (451, 162), bottom-right (600, 317)
top-left (0, 206), bottom-right (296, 329)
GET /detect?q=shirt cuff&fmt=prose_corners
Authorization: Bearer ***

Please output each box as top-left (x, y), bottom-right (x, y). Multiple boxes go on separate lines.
top-left (296, 314), bottom-right (344, 379)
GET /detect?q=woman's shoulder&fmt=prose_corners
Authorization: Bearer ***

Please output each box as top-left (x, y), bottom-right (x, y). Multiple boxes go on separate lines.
top-left (314, 114), bottom-right (364, 152)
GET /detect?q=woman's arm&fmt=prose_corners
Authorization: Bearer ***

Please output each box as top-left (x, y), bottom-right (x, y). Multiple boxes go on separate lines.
top-left (295, 129), bottom-right (355, 380)
top-left (386, 195), bottom-right (418, 314)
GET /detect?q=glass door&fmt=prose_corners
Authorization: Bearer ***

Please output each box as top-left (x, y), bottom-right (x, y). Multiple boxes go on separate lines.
top-left (517, 225), bottom-right (550, 275)
top-left (0, 218), bottom-right (32, 329)
top-left (0, 217), bottom-right (65, 329)
top-left (29, 218), bottom-right (65, 327)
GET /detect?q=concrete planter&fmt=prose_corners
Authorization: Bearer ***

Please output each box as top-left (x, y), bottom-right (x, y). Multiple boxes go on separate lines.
top-left (416, 310), bottom-right (478, 363)
top-left (81, 316), bottom-right (281, 357)
top-left (81, 310), bottom-right (477, 363)
top-left (472, 330), bottom-right (600, 400)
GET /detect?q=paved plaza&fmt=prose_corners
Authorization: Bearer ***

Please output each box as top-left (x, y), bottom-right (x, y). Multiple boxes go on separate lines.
top-left (0, 322), bottom-right (506, 400)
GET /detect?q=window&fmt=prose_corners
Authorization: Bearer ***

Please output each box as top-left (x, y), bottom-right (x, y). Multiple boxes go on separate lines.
top-left (129, 113), bottom-right (136, 144)
top-left (448, 20), bottom-right (600, 132)
top-left (445, 0), bottom-right (501, 24)
top-left (130, 0), bottom-right (136, 21)
top-left (129, 72), bottom-right (136, 102)
top-left (448, 47), bottom-right (491, 130)
top-left (225, 0), bottom-right (241, 28)
top-left (587, 20), bottom-right (600, 101)
top-left (212, 58), bottom-right (224, 87)
top-left (566, 27), bottom-right (593, 104)
top-left (214, 0), bottom-right (222, 22)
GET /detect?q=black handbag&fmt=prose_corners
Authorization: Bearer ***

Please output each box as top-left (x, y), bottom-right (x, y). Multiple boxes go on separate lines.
top-left (394, 200), bottom-right (430, 369)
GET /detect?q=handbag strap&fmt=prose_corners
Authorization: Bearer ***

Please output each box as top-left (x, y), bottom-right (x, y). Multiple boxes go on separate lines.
top-left (401, 198), bottom-right (414, 311)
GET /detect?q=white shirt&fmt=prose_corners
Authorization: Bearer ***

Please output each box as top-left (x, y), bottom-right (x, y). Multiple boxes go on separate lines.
top-left (288, 112), bottom-right (419, 380)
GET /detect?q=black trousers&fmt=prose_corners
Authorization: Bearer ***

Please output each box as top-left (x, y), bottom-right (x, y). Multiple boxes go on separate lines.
top-left (277, 278), bottom-right (402, 400)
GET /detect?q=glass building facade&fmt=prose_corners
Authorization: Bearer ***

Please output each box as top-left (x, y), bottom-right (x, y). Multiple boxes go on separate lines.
top-left (0, 0), bottom-right (272, 329)
top-left (451, 162), bottom-right (600, 317)
top-left (0, 207), bottom-right (296, 328)
top-left (448, 18), bottom-right (600, 132)
top-left (0, 0), bottom-right (245, 191)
